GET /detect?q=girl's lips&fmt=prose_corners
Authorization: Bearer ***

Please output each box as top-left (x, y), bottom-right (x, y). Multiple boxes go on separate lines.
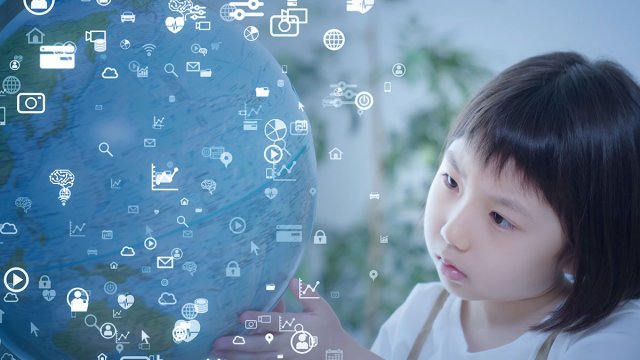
top-left (438, 256), bottom-right (467, 281)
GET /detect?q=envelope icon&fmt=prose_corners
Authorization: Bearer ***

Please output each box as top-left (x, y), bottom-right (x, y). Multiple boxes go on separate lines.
top-left (128, 205), bottom-right (139, 214)
top-left (143, 138), bottom-right (156, 147)
top-left (186, 61), bottom-right (201, 72)
top-left (157, 256), bottom-right (174, 269)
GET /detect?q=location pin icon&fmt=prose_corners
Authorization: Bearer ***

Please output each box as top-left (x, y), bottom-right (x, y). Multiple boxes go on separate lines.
top-left (265, 332), bottom-right (274, 344)
top-left (369, 270), bottom-right (378, 282)
top-left (220, 152), bottom-right (233, 168)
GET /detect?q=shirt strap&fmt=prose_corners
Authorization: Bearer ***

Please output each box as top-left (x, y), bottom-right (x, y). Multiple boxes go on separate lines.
top-left (535, 329), bottom-right (562, 360)
top-left (407, 288), bottom-right (449, 360)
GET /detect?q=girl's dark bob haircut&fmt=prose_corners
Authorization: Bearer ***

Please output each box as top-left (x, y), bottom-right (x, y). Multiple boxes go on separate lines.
top-left (445, 51), bottom-right (640, 333)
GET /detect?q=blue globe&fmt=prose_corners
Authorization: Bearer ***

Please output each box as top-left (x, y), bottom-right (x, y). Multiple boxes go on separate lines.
top-left (0, 1), bottom-right (316, 359)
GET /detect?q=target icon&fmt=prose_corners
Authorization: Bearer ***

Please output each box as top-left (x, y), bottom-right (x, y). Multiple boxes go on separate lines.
top-left (355, 91), bottom-right (374, 111)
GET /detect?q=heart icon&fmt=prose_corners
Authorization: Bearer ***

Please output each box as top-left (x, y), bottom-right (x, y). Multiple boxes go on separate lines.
top-left (264, 187), bottom-right (278, 199)
top-left (154, 209), bottom-right (160, 215)
top-left (165, 16), bottom-right (185, 34)
top-left (175, 319), bottom-right (201, 343)
top-left (42, 289), bottom-right (56, 301)
top-left (117, 294), bottom-right (135, 310)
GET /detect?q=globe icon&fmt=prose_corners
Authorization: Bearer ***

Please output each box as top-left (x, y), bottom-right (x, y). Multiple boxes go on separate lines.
top-left (219, 4), bottom-right (238, 22)
top-left (323, 29), bottom-right (346, 51)
top-left (2, 75), bottom-right (21, 95)
top-left (0, 2), bottom-right (316, 359)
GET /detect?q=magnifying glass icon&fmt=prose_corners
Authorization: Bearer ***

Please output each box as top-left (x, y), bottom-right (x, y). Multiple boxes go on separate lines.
top-left (165, 63), bottom-right (179, 78)
top-left (177, 216), bottom-right (189, 228)
top-left (98, 142), bottom-right (113, 157)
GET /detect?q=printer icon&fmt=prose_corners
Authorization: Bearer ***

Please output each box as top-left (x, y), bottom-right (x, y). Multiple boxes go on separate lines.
top-left (40, 44), bottom-right (76, 69)
top-left (276, 225), bottom-right (302, 243)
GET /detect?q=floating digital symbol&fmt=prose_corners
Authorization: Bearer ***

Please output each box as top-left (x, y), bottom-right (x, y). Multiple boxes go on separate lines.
top-left (67, 287), bottom-right (89, 312)
top-left (157, 256), bottom-right (174, 269)
top-left (369, 269), bottom-right (378, 282)
top-left (139, 330), bottom-right (151, 350)
top-left (290, 120), bottom-right (308, 135)
top-left (276, 224), bottom-right (302, 242)
top-left (0, 223), bottom-right (18, 235)
top-left (392, 62), bottom-right (406, 77)
top-left (176, 216), bottom-right (189, 228)
top-left (9, 55), bottom-right (23, 71)
top-left (200, 179), bottom-right (216, 194)
top-left (264, 144), bottom-right (284, 164)
top-left (227, 0), bottom-right (265, 20)
top-left (85, 30), bottom-right (106, 52)
top-left (190, 43), bottom-right (207, 56)
top-left (346, 0), bottom-right (374, 14)
top-left (120, 246), bottom-right (135, 257)
top-left (151, 163), bottom-right (179, 191)
top-left (101, 67), bottom-right (119, 79)
top-left (182, 261), bottom-right (197, 276)
top-left (265, 333), bottom-right (274, 344)
top-left (164, 63), bottom-right (179, 78)
top-left (3, 267), bottom-right (29, 293)
top-left (186, 61), bottom-right (201, 72)
top-left (166, 0), bottom-right (207, 34)
top-left (354, 91), bottom-right (374, 114)
top-left (323, 29), bottom-right (345, 51)
top-left (220, 151), bottom-right (233, 168)
top-left (158, 291), bottom-right (177, 306)
top-left (290, 324), bottom-right (318, 355)
top-left (270, 7), bottom-right (308, 37)
top-left (121, 11), bottom-right (136, 23)
top-left (14, 197), bottom-right (32, 213)
top-left (103, 281), bottom-right (117, 295)
top-left (69, 221), bottom-right (86, 237)
top-left (244, 26), bottom-right (260, 41)
top-left (329, 147), bottom-right (343, 160)
top-left (143, 43), bottom-right (156, 56)
top-left (2, 76), bottom-right (21, 95)
top-left (100, 323), bottom-right (117, 339)
top-left (219, 3), bottom-right (237, 21)
top-left (98, 142), bottom-right (113, 157)
top-left (144, 236), bottom-right (157, 250)
top-left (165, 16), bottom-right (185, 33)
top-left (49, 169), bottom-right (75, 206)
top-left (226, 261), bottom-right (240, 277)
top-left (173, 319), bottom-right (201, 343)
top-left (96, 0), bottom-right (111, 6)
top-left (196, 21), bottom-right (211, 30)
top-left (171, 248), bottom-right (183, 259)
top-left (229, 217), bottom-right (246, 234)
top-left (17, 93), bottom-right (46, 114)
top-left (120, 39), bottom-right (131, 50)
top-left (264, 187), bottom-right (278, 199)
top-left (256, 87), bottom-right (269, 97)
top-left (0, 107), bottom-right (5, 126)
top-left (238, 102), bottom-right (262, 130)
top-left (298, 277), bottom-right (320, 299)
top-left (153, 115), bottom-right (165, 129)
top-left (40, 42), bottom-right (76, 69)
top-left (232, 335), bottom-right (245, 345)
top-left (117, 293), bottom-right (135, 310)
top-left (26, 27), bottom-right (45, 44)
top-left (23, 0), bottom-right (56, 16)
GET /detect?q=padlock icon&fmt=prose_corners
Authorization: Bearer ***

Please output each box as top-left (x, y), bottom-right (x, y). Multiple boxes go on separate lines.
top-left (39, 275), bottom-right (51, 289)
top-left (226, 261), bottom-right (240, 277)
top-left (313, 230), bottom-right (327, 245)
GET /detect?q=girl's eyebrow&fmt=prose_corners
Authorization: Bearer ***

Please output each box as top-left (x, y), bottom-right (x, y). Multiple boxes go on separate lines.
top-left (445, 150), bottom-right (466, 178)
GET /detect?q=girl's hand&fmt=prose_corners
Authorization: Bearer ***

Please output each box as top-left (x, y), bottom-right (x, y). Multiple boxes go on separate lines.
top-left (211, 278), bottom-right (383, 360)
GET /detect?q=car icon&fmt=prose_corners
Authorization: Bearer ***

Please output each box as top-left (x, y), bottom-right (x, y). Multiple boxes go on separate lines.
top-left (121, 11), bottom-right (136, 23)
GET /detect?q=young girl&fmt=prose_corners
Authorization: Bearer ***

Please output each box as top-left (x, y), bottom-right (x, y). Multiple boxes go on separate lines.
top-left (211, 52), bottom-right (640, 359)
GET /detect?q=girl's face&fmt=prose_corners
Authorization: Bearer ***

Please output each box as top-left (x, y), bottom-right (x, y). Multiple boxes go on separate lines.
top-left (424, 138), bottom-right (567, 301)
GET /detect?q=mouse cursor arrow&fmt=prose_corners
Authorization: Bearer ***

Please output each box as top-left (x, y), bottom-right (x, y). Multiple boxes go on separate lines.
top-left (30, 322), bottom-right (39, 337)
top-left (298, 102), bottom-right (305, 112)
top-left (251, 241), bottom-right (259, 256)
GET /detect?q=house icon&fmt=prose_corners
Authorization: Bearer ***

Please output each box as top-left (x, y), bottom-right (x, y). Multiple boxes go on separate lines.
top-left (110, 262), bottom-right (118, 270)
top-left (329, 147), bottom-right (343, 161)
top-left (180, 197), bottom-right (189, 206)
top-left (97, 353), bottom-right (107, 360)
top-left (26, 27), bottom-right (45, 45)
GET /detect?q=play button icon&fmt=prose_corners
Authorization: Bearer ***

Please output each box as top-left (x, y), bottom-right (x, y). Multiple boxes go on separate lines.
top-left (4, 266), bottom-right (29, 293)
top-left (229, 217), bottom-right (247, 234)
top-left (263, 144), bottom-right (283, 165)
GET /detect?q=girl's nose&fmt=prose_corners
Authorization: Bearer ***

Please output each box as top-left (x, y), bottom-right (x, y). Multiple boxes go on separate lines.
top-left (439, 204), bottom-right (473, 252)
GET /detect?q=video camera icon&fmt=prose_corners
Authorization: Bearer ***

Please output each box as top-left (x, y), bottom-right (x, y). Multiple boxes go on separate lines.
top-left (270, 8), bottom-right (308, 38)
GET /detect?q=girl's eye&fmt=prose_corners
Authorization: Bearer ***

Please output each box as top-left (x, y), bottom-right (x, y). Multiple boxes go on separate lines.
top-left (490, 211), bottom-right (514, 230)
top-left (441, 173), bottom-right (458, 189)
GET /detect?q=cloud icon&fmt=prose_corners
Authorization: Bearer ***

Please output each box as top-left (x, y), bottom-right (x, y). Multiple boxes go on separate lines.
top-left (120, 246), bottom-right (135, 257)
top-left (3, 293), bottom-right (18, 303)
top-left (158, 292), bottom-right (177, 306)
top-left (102, 67), bottom-right (119, 79)
top-left (1, 353), bottom-right (17, 360)
top-left (0, 222), bottom-right (18, 235)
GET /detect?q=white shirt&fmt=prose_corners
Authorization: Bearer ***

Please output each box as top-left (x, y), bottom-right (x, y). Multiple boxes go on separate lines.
top-left (371, 282), bottom-right (640, 360)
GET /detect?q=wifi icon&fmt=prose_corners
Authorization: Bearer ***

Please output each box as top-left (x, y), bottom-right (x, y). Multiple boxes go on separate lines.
top-left (142, 43), bottom-right (156, 56)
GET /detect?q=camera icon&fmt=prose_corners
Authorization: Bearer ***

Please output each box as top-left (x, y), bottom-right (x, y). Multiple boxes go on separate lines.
top-left (245, 319), bottom-right (258, 329)
top-left (270, 10), bottom-right (300, 37)
top-left (17, 93), bottom-right (46, 114)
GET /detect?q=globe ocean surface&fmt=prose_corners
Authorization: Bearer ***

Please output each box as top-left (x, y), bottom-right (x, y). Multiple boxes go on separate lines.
top-left (0, 1), bottom-right (316, 359)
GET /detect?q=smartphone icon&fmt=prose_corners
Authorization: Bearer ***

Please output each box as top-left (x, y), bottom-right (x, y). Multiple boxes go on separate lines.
top-left (384, 82), bottom-right (391, 93)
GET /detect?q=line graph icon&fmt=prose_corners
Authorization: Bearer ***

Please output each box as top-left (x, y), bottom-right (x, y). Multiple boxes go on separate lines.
top-left (298, 277), bottom-right (320, 299)
top-left (278, 315), bottom-right (297, 332)
top-left (69, 221), bottom-right (86, 237)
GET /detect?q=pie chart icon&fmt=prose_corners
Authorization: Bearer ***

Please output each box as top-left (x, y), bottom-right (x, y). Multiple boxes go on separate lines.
top-left (264, 119), bottom-right (288, 142)
top-left (244, 26), bottom-right (260, 42)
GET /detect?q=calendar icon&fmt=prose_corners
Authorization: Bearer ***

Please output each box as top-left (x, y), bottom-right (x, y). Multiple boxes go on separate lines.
top-left (326, 349), bottom-right (343, 360)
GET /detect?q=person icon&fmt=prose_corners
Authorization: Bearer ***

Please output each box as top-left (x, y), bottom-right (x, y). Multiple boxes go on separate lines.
top-left (102, 324), bottom-right (113, 337)
top-left (30, 0), bottom-right (48, 10)
top-left (67, 287), bottom-right (89, 312)
top-left (295, 333), bottom-right (309, 351)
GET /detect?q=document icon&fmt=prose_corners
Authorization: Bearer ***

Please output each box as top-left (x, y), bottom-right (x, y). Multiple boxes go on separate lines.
top-left (157, 256), bottom-right (174, 269)
top-left (276, 225), bottom-right (302, 242)
top-left (40, 44), bottom-right (75, 69)
top-left (186, 61), bottom-right (201, 72)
